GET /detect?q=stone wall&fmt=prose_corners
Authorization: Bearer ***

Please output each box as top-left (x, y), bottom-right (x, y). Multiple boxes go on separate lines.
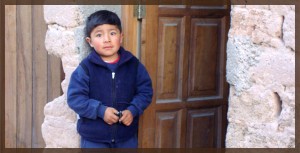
top-left (226, 5), bottom-right (295, 148)
top-left (41, 5), bottom-right (121, 148)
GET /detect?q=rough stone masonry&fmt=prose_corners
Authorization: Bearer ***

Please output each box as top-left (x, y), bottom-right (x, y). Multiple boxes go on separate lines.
top-left (226, 5), bottom-right (295, 148)
top-left (41, 5), bottom-right (295, 148)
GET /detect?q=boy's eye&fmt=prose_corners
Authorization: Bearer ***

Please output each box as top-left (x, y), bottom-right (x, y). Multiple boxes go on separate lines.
top-left (96, 34), bottom-right (102, 37)
top-left (110, 32), bottom-right (117, 35)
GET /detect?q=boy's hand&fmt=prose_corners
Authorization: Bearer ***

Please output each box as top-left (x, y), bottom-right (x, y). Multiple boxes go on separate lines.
top-left (119, 110), bottom-right (133, 126)
top-left (103, 107), bottom-right (119, 125)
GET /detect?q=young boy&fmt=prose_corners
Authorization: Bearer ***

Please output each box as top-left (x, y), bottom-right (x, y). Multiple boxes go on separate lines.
top-left (67, 10), bottom-right (153, 148)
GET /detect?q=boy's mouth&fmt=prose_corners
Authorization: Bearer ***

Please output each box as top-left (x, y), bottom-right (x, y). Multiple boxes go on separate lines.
top-left (103, 46), bottom-right (113, 49)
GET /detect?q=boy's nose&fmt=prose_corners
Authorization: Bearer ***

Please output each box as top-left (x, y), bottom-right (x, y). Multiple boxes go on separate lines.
top-left (103, 34), bottom-right (111, 42)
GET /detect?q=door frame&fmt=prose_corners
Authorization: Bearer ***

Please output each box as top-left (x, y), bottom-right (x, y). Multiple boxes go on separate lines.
top-left (121, 5), bottom-right (139, 57)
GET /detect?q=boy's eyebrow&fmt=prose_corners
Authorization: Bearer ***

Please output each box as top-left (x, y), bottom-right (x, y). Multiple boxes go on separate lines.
top-left (93, 28), bottom-right (118, 33)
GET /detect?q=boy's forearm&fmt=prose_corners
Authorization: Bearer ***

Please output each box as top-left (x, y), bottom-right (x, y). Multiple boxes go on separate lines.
top-left (68, 94), bottom-right (106, 120)
top-left (98, 105), bottom-right (108, 118)
top-left (127, 92), bottom-right (152, 117)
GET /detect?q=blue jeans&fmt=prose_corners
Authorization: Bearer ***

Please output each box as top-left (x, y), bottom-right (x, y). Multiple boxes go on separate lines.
top-left (80, 135), bottom-right (138, 148)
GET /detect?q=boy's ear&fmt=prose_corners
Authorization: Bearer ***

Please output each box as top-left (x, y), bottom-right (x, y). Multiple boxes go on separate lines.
top-left (85, 37), bottom-right (93, 47)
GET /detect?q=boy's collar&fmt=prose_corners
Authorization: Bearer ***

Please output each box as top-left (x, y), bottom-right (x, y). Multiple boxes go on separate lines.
top-left (104, 54), bottom-right (120, 64)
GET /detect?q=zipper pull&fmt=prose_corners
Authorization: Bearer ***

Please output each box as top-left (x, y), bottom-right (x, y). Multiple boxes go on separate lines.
top-left (112, 72), bottom-right (115, 79)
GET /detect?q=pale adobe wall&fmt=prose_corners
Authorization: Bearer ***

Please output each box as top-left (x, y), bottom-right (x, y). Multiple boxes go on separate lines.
top-left (41, 5), bottom-right (121, 148)
top-left (226, 5), bottom-right (295, 148)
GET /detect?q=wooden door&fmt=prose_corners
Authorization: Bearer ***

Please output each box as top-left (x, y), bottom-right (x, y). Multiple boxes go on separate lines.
top-left (5, 5), bottom-right (63, 148)
top-left (138, 5), bottom-right (230, 148)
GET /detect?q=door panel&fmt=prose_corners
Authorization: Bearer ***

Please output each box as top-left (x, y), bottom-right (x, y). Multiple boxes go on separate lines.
top-left (139, 5), bottom-right (230, 148)
top-left (157, 17), bottom-right (184, 101)
top-left (155, 109), bottom-right (184, 148)
top-left (186, 107), bottom-right (221, 148)
top-left (188, 19), bottom-right (219, 98)
top-left (188, 17), bottom-right (228, 101)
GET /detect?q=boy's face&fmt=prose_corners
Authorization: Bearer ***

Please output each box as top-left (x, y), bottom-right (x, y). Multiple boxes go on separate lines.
top-left (86, 24), bottom-right (123, 61)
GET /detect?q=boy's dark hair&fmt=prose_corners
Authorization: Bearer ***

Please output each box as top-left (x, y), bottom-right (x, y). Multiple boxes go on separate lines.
top-left (85, 10), bottom-right (122, 37)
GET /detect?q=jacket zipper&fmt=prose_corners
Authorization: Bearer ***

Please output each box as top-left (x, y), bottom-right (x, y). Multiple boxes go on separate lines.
top-left (111, 71), bottom-right (116, 143)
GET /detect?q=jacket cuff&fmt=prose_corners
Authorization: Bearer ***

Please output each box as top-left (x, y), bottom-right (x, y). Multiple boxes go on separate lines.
top-left (98, 105), bottom-right (108, 119)
top-left (127, 105), bottom-right (138, 117)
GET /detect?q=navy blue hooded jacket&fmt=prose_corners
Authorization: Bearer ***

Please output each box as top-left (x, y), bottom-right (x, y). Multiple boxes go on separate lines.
top-left (67, 47), bottom-right (153, 143)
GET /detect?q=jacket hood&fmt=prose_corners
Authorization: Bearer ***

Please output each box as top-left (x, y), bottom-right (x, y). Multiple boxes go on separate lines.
top-left (87, 46), bottom-right (134, 67)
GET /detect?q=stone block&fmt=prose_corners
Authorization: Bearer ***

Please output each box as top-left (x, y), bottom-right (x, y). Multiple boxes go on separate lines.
top-left (226, 36), bottom-right (261, 94)
top-left (44, 5), bottom-right (83, 28)
top-left (42, 96), bottom-right (80, 148)
top-left (229, 7), bottom-right (283, 41)
top-left (45, 25), bottom-right (77, 57)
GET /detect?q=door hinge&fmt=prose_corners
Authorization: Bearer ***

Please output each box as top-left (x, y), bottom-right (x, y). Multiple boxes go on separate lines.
top-left (134, 4), bottom-right (145, 20)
